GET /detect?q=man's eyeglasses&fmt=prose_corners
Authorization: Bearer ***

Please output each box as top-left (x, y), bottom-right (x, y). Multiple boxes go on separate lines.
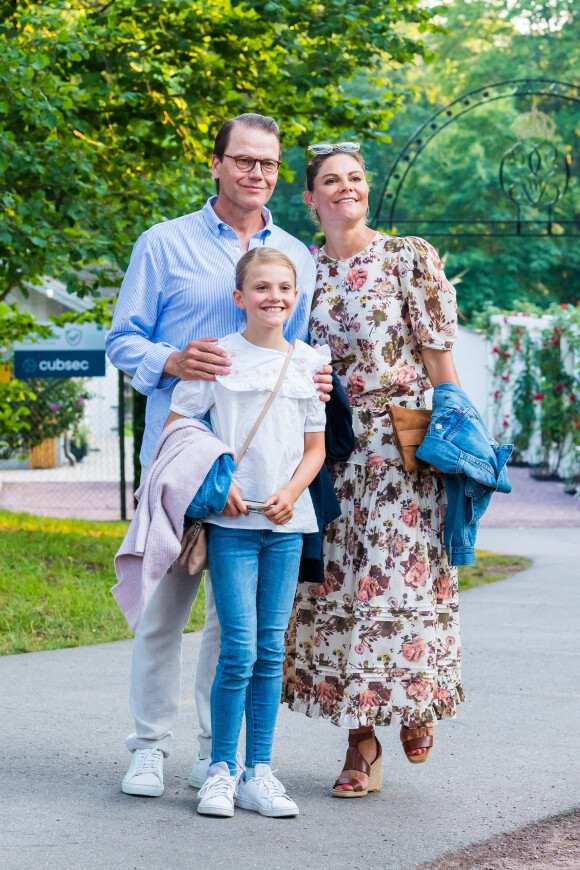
top-left (223, 154), bottom-right (281, 175)
top-left (307, 142), bottom-right (361, 161)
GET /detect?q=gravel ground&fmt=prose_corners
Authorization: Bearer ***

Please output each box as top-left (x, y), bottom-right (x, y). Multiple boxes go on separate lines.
top-left (416, 810), bottom-right (580, 870)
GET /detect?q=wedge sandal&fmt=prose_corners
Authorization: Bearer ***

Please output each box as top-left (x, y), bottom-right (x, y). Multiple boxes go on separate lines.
top-left (400, 725), bottom-right (434, 764)
top-left (332, 729), bottom-right (383, 798)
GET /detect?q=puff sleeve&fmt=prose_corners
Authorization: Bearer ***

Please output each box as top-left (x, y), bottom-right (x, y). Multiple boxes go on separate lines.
top-left (304, 343), bottom-right (331, 432)
top-left (400, 237), bottom-right (458, 350)
top-left (170, 378), bottom-right (215, 419)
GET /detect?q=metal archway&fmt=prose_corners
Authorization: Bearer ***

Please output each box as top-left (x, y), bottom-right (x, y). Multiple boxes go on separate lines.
top-left (373, 78), bottom-right (580, 237)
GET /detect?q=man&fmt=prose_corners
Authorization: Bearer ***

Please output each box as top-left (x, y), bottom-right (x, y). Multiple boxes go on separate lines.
top-left (106, 113), bottom-right (330, 797)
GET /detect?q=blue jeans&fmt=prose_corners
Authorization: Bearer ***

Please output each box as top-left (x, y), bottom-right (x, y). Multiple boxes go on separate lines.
top-left (207, 525), bottom-right (303, 775)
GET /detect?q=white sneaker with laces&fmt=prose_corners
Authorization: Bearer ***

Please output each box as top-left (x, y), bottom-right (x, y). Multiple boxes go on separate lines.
top-left (197, 762), bottom-right (237, 818)
top-left (235, 764), bottom-right (299, 818)
top-left (122, 747), bottom-right (164, 797)
top-left (189, 750), bottom-right (245, 788)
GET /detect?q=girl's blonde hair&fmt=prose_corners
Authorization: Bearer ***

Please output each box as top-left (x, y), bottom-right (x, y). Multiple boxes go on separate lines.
top-left (235, 247), bottom-right (297, 291)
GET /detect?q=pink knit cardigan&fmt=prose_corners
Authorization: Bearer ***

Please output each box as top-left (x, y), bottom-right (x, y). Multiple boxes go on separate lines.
top-left (113, 418), bottom-right (232, 630)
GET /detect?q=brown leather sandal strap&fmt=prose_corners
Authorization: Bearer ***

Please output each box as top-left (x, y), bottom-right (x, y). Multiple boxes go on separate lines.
top-left (348, 727), bottom-right (375, 748)
top-left (333, 775), bottom-right (365, 793)
top-left (343, 746), bottom-right (371, 776)
top-left (401, 735), bottom-right (433, 751)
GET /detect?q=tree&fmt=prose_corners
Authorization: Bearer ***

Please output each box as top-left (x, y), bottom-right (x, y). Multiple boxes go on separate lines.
top-left (276, 0), bottom-right (580, 319)
top-left (0, 0), bottom-right (443, 457)
top-left (0, 0), bottom-right (442, 303)
top-left (369, 0), bottom-right (580, 319)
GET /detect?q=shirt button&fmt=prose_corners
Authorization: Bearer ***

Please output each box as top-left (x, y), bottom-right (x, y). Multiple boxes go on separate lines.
top-left (435, 423), bottom-right (443, 430)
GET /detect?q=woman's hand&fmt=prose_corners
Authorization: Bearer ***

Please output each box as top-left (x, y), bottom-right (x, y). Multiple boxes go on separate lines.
top-left (221, 482), bottom-right (249, 517)
top-left (262, 487), bottom-right (296, 525)
top-left (313, 363), bottom-right (333, 401)
top-left (311, 343), bottom-right (333, 401)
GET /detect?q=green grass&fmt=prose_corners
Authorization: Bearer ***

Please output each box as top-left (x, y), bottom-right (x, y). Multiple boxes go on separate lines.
top-left (458, 550), bottom-right (531, 591)
top-left (0, 510), bottom-right (206, 655)
top-left (0, 510), bottom-right (531, 656)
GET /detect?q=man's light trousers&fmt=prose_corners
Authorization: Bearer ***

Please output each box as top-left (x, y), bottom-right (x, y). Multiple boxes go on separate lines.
top-left (126, 565), bottom-right (219, 758)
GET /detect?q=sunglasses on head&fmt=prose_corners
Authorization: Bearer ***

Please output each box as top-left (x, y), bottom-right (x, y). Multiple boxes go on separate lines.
top-left (307, 142), bottom-right (361, 160)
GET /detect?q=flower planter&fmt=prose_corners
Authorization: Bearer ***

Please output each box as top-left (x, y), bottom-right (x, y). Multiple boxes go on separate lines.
top-left (528, 464), bottom-right (561, 482)
top-left (70, 442), bottom-right (88, 463)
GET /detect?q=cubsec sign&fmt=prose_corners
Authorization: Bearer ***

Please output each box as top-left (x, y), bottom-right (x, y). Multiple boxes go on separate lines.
top-left (13, 323), bottom-right (106, 379)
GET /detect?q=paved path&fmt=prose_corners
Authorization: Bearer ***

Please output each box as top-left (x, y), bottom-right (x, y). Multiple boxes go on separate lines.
top-left (2, 526), bottom-right (579, 870)
top-left (2, 462), bottom-right (579, 526)
top-left (0, 481), bottom-right (135, 521)
top-left (481, 466), bottom-right (580, 528)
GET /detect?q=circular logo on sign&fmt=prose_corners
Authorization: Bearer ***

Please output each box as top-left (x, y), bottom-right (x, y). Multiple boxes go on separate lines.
top-left (65, 327), bottom-right (82, 347)
top-left (23, 358), bottom-right (38, 374)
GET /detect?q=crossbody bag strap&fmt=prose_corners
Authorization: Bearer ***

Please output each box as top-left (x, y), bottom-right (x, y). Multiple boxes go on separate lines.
top-left (234, 343), bottom-right (294, 468)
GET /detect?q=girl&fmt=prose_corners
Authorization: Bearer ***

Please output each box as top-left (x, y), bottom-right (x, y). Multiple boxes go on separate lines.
top-left (166, 247), bottom-right (328, 817)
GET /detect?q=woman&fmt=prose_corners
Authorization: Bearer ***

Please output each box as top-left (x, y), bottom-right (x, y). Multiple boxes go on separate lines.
top-left (283, 143), bottom-right (464, 797)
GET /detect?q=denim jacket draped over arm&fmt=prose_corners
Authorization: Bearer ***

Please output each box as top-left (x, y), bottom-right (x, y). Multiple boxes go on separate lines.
top-left (416, 383), bottom-right (512, 566)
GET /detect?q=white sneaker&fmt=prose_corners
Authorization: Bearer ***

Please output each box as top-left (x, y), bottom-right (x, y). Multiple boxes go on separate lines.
top-left (235, 765), bottom-right (299, 818)
top-left (196, 762), bottom-right (237, 818)
top-left (190, 750), bottom-right (245, 788)
top-left (122, 747), bottom-right (164, 797)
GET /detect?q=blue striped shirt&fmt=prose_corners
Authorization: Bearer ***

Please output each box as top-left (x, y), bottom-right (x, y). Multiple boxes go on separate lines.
top-left (105, 197), bottom-right (316, 467)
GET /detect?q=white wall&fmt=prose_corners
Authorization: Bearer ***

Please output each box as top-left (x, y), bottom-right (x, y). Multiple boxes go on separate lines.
top-left (424, 325), bottom-right (490, 422)
top-left (453, 325), bottom-right (490, 419)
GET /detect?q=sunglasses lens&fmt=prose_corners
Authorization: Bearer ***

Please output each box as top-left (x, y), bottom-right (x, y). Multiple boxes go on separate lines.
top-left (308, 142), bottom-right (361, 158)
top-left (309, 144), bottom-right (333, 155)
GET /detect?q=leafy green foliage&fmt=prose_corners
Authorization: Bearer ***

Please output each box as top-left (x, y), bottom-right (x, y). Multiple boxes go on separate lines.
top-left (378, 0), bottom-right (580, 319)
top-left (0, 0), bottom-right (442, 461)
top-left (534, 314), bottom-right (580, 468)
top-left (0, 377), bottom-right (90, 459)
top-left (277, 0), bottom-right (580, 318)
top-left (511, 332), bottom-right (539, 458)
top-left (484, 304), bottom-right (580, 472)
top-left (0, 301), bottom-right (95, 458)
top-left (0, 302), bottom-right (53, 450)
top-left (0, 0), bottom-right (440, 305)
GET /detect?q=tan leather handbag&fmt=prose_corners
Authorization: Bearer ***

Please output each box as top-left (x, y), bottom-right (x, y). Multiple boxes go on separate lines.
top-left (179, 344), bottom-right (295, 575)
top-left (388, 405), bottom-right (432, 473)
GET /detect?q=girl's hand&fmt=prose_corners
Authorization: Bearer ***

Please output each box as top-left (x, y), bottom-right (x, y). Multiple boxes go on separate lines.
top-left (222, 482), bottom-right (249, 517)
top-left (262, 488), bottom-right (295, 525)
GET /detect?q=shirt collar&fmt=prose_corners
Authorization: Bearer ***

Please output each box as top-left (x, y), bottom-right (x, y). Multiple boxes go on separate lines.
top-left (202, 196), bottom-right (273, 240)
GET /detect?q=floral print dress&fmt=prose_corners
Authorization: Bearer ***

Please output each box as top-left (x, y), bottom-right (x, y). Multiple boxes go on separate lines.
top-left (283, 233), bottom-right (465, 729)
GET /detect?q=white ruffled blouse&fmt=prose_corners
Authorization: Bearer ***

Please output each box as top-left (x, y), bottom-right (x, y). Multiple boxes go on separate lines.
top-left (170, 333), bottom-right (331, 533)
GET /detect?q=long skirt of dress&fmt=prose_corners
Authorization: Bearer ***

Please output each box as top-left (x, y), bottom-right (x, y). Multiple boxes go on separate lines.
top-left (283, 406), bottom-right (464, 729)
